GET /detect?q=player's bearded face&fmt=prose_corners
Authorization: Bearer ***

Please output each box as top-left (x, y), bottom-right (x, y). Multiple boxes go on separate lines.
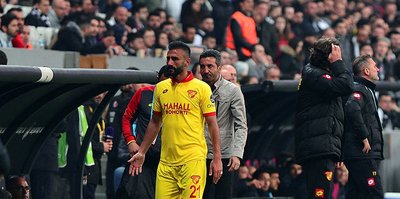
top-left (166, 65), bottom-right (183, 78)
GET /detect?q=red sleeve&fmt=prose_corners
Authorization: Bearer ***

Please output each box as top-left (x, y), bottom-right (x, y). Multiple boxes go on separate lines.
top-left (122, 88), bottom-right (143, 144)
top-left (12, 34), bottom-right (25, 48)
top-left (203, 112), bottom-right (216, 117)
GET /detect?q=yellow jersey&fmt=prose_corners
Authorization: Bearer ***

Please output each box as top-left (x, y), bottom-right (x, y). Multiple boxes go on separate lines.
top-left (153, 72), bottom-right (216, 166)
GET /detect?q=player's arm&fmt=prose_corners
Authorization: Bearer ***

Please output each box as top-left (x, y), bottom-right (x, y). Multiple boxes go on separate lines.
top-left (128, 85), bottom-right (162, 176)
top-left (138, 113), bottom-right (162, 155)
top-left (122, 89), bottom-right (142, 154)
top-left (205, 115), bottom-right (223, 184)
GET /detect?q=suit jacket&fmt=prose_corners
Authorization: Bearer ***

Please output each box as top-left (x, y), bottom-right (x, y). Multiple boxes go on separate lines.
top-left (205, 76), bottom-right (248, 159)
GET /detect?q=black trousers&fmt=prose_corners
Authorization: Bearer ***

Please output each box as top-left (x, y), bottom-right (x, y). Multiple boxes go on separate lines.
top-left (203, 158), bottom-right (233, 199)
top-left (116, 162), bottom-right (157, 199)
top-left (345, 159), bottom-right (383, 199)
top-left (302, 158), bottom-right (335, 199)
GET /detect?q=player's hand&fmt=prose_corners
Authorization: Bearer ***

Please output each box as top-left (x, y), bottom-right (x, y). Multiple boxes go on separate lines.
top-left (328, 44), bottom-right (342, 63)
top-left (128, 152), bottom-right (145, 176)
top-left (362, 138), bottom-right (371, 153)
top-left (209, 158), bottom-right (223, 184)
top-left (227, 156), bottom-right (241, 172)
top-left (128, 141), bottom-right (140, 155)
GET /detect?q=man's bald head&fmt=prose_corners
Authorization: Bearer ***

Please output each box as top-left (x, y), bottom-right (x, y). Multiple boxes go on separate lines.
top-left (221, 64), bottom-right (238, 84)
top-left (52, 0), bottom-right (68, 19)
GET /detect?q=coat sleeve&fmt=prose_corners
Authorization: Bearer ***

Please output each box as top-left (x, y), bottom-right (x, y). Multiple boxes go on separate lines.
top-left (230, 86), bottom-right (248, 158)
top-left (122, 88), bottom-right (142, 144)
top-left (345, 91), bottom-right (369, 141)
top-left (303, 60), bottom-right (354, 98)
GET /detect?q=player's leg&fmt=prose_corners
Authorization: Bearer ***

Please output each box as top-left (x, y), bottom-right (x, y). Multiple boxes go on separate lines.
top-left (179, 160), bottom-right (207, 199)
top-left (156, 162), bottom-right (181, 199)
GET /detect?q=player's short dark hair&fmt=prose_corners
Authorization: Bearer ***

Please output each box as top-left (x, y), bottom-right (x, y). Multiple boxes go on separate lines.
top-left (168, 41), bottom-right (191, 57)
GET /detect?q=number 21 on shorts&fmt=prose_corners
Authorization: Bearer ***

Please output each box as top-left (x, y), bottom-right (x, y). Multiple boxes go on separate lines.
top-left (189, 185), bottom-right (201, 198)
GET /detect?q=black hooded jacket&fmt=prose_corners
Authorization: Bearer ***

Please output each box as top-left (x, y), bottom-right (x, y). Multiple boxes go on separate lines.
top-left (343, 76), bottom-right (384, 160)
top-left (295, 60), bottom-right (354, 163)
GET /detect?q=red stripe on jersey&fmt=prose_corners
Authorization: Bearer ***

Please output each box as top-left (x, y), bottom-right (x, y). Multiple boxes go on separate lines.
top-left (203, 112), bottom-right (216, 117)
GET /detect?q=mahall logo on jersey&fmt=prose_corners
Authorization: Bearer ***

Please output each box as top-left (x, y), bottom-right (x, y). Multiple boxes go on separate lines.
top-left (164, 103), bottom-right (190, 115)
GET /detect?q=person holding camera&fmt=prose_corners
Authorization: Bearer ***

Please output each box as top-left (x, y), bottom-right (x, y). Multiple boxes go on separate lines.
top-left (295, 37), bottom-right (354, 199)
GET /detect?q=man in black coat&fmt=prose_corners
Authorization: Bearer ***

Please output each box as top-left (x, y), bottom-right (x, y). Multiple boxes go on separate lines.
top-left (343, 54), bottom-right (384, 199)
top-left (295, 37), bottom-right (354, 199)
top-left (52, 13), bottom-right (114, 55)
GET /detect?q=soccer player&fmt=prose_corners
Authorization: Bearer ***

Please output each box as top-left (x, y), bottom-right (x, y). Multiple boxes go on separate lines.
top-left (116, 65), bottom-right (168, 198)
top-left (128, 41), bottom-right (223, 198)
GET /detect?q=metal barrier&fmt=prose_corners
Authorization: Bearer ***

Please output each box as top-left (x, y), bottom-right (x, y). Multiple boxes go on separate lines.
top-left (0, 66), bottom-right (157, 198)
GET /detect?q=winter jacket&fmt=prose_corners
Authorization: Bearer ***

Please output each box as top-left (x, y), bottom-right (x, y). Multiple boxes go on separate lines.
top-left (343, 76), bottom-right (384, 160)
top-left (295, 60), bottom-right (353, 163)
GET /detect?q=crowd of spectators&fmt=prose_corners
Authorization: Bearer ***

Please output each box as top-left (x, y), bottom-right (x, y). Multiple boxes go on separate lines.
top-left (1, 0), bottom-right (400, 84)
top-left (1, 0), bottom-right (400, 83)
top-left (231, 155), bottom-right (350, 198)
